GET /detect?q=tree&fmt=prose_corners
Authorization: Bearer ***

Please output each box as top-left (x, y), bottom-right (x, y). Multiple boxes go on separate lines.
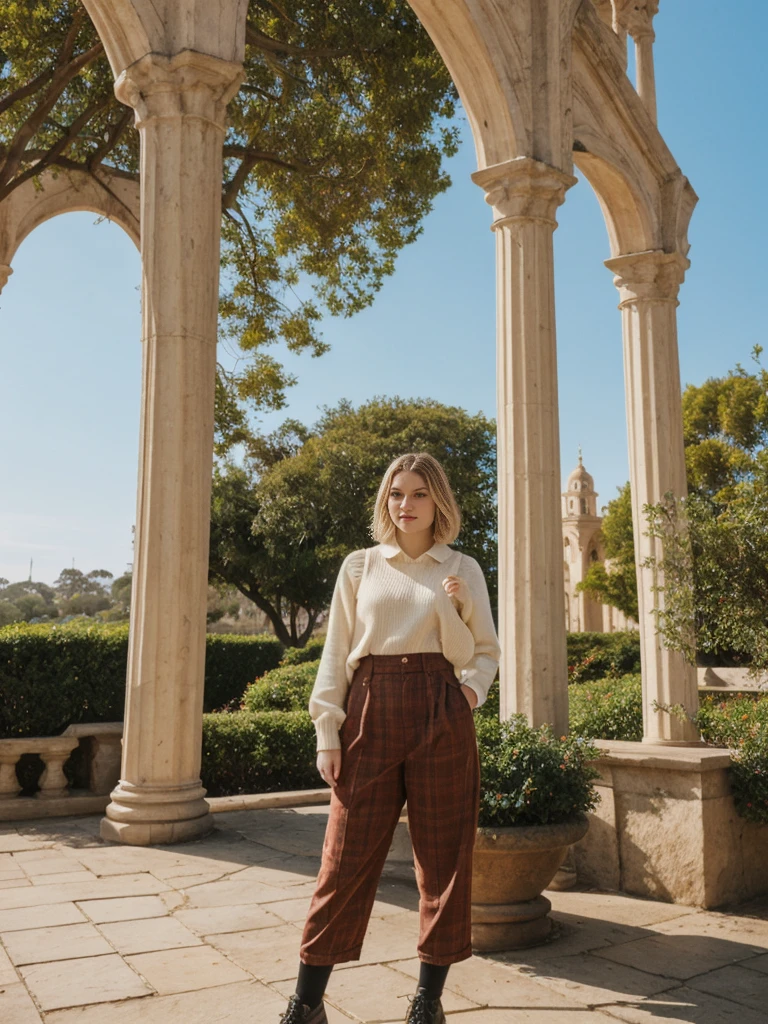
top-left (53, 567), bottom-right (113, 616)
top-left (210, 397), bottom-right (498, 645)
top-left (576, 483), bottom-right (638, 621)
top-left (1, 1), bottom-right (458, 416)
top-left (0, 580), bottom-right (58, 620)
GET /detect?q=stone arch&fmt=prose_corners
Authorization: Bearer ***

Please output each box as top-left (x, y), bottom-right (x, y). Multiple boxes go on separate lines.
top-left (0, 170), bottom-right (139, 292)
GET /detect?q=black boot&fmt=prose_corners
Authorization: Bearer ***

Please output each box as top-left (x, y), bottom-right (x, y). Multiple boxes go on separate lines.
top-left (404, 988), bottom-right (446, 1024)
top-left (278, 993), bottom-right (328, 1023)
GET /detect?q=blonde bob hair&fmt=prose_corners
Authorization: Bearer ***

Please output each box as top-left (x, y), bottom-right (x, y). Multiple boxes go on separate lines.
top-left (371, 452), bottom-right (461, 545)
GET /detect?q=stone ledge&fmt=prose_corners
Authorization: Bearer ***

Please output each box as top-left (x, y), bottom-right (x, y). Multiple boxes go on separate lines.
top-left (0, 792), bottom-right (109, 821)
top-left (207, 789), bottom-right (331, 813)
top-left (593, 739), bottom-right (732, 772)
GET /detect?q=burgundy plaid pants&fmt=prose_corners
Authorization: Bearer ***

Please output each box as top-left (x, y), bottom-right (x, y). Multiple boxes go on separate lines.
top-left (299, 651), bottom-right (480, 966)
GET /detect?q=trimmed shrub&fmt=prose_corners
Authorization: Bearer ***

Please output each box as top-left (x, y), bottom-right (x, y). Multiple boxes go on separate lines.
top-left (201, 710), bottom-right (317, 796)
top-left (0, 621), bottom-right (284, 737)
top-left (243, 662), bottom-right (318, 713)
top-left (203, 633), bottom-right (283, 711)
top-left (567, 631), bottom-right (641, 683)
top-left (567, 673), bottom-right (643, 741)
top-left (280, 638), bottom-right (325, 665)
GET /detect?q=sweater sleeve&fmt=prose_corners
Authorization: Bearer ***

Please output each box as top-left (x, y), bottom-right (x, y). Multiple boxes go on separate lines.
top-left (456, 555), bottom-right (501, 709)
top-left (308, 549), bottom-right (365, 751)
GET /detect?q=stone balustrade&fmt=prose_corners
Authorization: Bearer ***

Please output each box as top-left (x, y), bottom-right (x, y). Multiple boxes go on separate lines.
top-left (0, 723), bottom-right (122, 822)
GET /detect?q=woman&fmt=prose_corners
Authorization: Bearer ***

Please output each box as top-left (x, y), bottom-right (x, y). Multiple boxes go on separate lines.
top-left (279, 452), bottom-right (500, 1024)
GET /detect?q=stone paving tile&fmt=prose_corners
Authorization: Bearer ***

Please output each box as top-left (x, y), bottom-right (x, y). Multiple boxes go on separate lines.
top-left (492, 914), bottom-right (643, 966)
top-left (652, 908), bottom-right (768, 948)
top-left (0, 942), bottom-right (17, 984)
top-left (2, 921), bottom-right (113, 966)
top-left (20, 953), bottom-right (152, 1011)
top-left (0, 900), bottom-right (85, 932)
top-left (77, 895), bottom-right (170, 923)
top-left (0, 877), bottom-right (32, 889)
top-left (392, 954), bottom-right (588, 1010)
top-left (599, 986), bottom-right (768, 1024)
top-left (0, 980), bottom-right (43, 1023)
top-left (44, 980), bottom-right (278, 1023)
top-left (686, 962), bottom-right (768, 1012)
top-left (547, 889), bottom-right (694, 928)
top-left (260, 894), bottom-right (313, 924)
top-left (206, 922), bottom-right (308, 982)
top-left (125, 944), bottom-right (252, 994)
top-left (30, 870), bottom-right (97, 886)
top-left (174, 902), bottom-right (285, 935)
top-left (0, 835), bottom-right (52, 854)
top-left (0, 872), bottom-right (169, 910)
top-left (390, 1011), bottom-right (614, 1024)
top-left (159, 871), bottom-right (234, 889)
top-left (513, 951), bottom-right (678, 1007)
top-left (98, 916), bottom-right (203, 955)
top-left (14, 851), bottom-right (83, 874)
top-left (593, 931), bottom-right (764, 982)
top-left (274, 962), bottom-right (479, 1021)
top-left (178, 877), bottom-right (297, 908)
top-left (741, 951), bottom-right (768, 974)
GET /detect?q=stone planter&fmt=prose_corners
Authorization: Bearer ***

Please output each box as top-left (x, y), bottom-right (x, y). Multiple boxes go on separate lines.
top-left (471, 815), bottom-right (589, 951)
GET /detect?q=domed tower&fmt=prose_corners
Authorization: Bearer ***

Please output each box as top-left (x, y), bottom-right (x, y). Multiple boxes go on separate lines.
top-left (562, 451), bottom-right (604, 632)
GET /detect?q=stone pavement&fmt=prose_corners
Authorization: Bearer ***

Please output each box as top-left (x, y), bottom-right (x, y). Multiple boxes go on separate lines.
top-left (1, 807), bottom-right (767, 1023)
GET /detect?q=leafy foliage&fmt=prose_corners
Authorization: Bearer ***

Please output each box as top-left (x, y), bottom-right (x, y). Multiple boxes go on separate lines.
top-left (577, 483), bottom-right (638, 621)
top-left (201, 709), bottom-right (317, 796)
top-left (210, 396), bottom-right (498, 644)
top-left (566, 631), bottom-right (641, 684)
top-left (280, 637), bottom-right (326, 665)
top-left (475, 714), bottom-right (601, 828)
top-left (242, 661), bottom-right (318, 713)
top-left (0, 621), bottom-right (284, 736)
top-left (1, 1), bottom-right (458, 414)
top-left (567, 674), bottom-right (644, 742)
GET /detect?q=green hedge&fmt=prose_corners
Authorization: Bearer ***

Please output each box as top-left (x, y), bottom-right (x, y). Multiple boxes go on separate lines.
top-left (242, 661), bottom-right (318, 713)
top-left (201, 710), bottom-right (317, 796)
top-left (567, 631), bottom-right (641, 683)
top-left (280, 638), bottom-right (326, 665)
top-left (0, 621), bottom-right (283, 737)
top-left (567, 674), bottom-right (644, 741)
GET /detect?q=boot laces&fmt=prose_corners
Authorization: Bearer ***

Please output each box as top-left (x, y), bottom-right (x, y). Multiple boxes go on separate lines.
top-left (405, 991), bottom-right (442, 1024)
top-left (279, 994), bottom-right (311, 1024)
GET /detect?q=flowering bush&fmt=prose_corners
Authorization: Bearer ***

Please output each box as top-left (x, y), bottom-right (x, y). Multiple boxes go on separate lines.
top-left (475, 714), bottom-right (601, 828)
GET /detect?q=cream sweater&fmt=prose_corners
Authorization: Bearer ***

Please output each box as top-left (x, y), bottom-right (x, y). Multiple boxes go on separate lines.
top-left (308, 538), bottom-right (501, 751)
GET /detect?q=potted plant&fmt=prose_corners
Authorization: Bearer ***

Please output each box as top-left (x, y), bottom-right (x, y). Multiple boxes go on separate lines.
top-left (471, 713), bottom-right (601, 951)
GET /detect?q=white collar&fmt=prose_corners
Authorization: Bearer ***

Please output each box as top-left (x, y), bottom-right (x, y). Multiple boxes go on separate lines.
top-left (378, 538), bottom-right (453, 563)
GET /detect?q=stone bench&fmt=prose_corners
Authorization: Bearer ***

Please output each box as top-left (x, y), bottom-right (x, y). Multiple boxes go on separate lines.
top-left (0, 723), bottom-right (123, 821)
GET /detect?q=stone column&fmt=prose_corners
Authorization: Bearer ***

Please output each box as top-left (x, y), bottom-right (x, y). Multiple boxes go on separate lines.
top-left (472, 157), bottom-right (576, 736)
top-left (101, 51), bottom-right (243, 845)
top-left (605, 250), bottom-right (699, 745)
top-left (620, 0), bottom-right (659, 124)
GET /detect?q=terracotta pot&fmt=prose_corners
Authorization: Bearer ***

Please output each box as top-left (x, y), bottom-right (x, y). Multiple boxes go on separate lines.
top-left (471, 814), bottom-right (589, 951)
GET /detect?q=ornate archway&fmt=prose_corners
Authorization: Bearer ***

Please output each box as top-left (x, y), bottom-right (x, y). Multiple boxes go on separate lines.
top-left (4, 0), bottom-right (693, 844)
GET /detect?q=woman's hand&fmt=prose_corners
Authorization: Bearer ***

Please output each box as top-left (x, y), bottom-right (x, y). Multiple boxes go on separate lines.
top-left (460, 683), bottom-right (478, 710)
top-left (317, 748), bottom-right (342, 788)
top-left (442, 575), bottom-right (469, 606)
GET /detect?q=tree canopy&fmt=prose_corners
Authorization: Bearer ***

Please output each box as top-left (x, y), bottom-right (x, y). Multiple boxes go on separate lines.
top-left (209, 396), bottom-right (498, 645)
top-left (1, 1), bottom-right (458, 414)
top-left (579, 349), bottom-right (768, 666)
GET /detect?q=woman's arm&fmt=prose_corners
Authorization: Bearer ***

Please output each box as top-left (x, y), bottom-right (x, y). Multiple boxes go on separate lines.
top-left (308, 549), bottom-right (364, 751)
top-left (455, 555), bottom-right (501, 709)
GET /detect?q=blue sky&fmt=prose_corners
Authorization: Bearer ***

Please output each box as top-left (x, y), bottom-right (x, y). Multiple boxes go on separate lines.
top-left (1, 1), bottom-right (766, 585)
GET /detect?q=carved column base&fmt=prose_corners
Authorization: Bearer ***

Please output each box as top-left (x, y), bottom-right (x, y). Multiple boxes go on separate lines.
top-left (0, 265), bottom-right (12, 292)
top-left (101, 780), bottom-right (212, 845)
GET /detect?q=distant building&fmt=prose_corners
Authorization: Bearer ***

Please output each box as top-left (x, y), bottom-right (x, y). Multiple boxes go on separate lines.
top-left (562, 454), bottom-right (635, 633)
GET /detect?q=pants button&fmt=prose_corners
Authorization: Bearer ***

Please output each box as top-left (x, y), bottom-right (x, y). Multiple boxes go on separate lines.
top-left (401, 656), bottom-right (408, 663)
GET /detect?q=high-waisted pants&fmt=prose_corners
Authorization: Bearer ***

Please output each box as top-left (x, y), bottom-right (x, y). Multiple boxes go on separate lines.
top-left (299, 651), bottom-right (480, 966)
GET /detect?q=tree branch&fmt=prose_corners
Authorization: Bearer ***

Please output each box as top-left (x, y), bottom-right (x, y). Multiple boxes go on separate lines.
top-left (0, 66), bottom-right (56, 118)
top-left (245, 24), bottom-right (350, 59)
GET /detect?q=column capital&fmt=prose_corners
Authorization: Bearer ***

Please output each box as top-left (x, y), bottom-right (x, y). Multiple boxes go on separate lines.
top-left (0, 264), bottom-right (12, 293)
top-left (605, 250), bottom-right (689, 307)
top-left (472, 157), bottom-right (577, 230)
top-left (614, 0), bottom-right (658, 42)
top-left (115, 50), bottom-right (244, 131)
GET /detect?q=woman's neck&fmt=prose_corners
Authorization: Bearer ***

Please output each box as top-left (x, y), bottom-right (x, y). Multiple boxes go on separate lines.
top-left (395, 529), bottom-right (435, 560)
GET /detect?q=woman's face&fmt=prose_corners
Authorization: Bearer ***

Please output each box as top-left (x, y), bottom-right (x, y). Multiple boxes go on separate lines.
top-left (387, 470), bottom-right (436, 538)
